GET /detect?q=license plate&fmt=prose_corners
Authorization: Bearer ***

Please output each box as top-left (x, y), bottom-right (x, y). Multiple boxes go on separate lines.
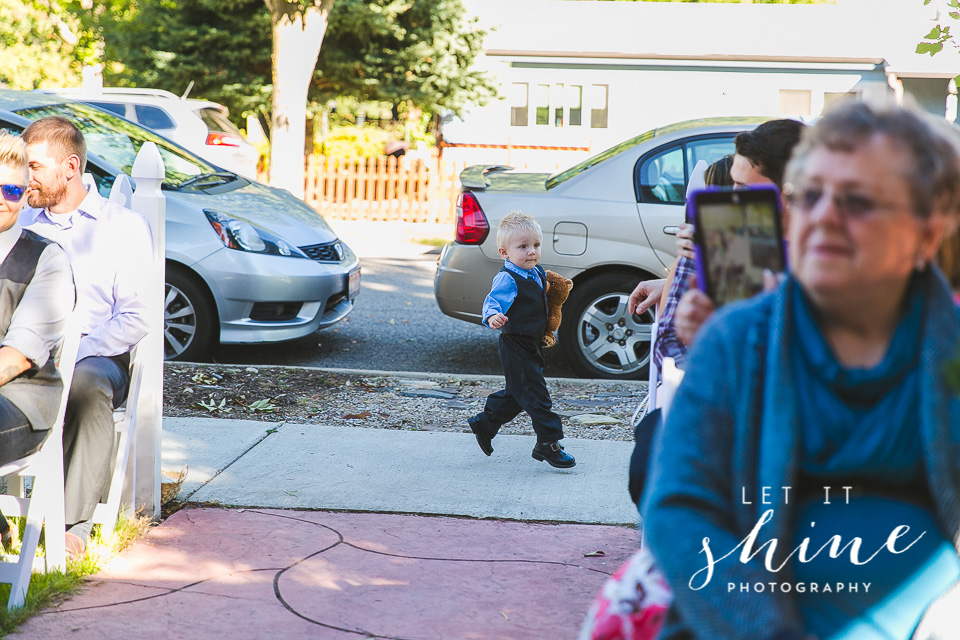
top-left (348, 268), bottom-right (361, 301)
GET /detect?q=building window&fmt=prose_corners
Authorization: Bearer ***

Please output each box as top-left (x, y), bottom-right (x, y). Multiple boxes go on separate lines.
top-left (568, 85), bottom-right (582, 127)
top-left (590, 84), bottom-right (608, 129)
top-left (535, 84), bottom-right (550, 125)
top-left (554, 83), bottom-right (564, 127)
top-left (823, 91), bottom-right (859, 113)
top-left (779, 89), bottom-right (812, 116)
top-left (510, 83), bottom-right (528, 127)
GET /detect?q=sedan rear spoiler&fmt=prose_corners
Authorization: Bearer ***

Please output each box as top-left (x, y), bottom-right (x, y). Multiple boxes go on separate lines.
top-left (459, 164), bottom-right (514, 189)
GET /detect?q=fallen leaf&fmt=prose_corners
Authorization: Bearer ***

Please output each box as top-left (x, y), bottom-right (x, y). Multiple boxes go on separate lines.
top-left (583, 550), bottom-right (606, 557)
top-left (343, 411), bottom-right (373, 420)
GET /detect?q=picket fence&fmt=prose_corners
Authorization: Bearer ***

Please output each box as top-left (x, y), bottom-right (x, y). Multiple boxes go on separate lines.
top-left (301, 153), bottom-right (466, 224)
top-left (257, 149), bottom-right (578, 224)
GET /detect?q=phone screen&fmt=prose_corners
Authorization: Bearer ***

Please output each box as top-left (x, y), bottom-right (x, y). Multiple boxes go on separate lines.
top-left (692, 186), bottom-right (785, 307)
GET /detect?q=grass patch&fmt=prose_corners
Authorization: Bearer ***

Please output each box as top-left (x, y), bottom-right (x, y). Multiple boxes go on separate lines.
top-left (0, 512), bottom-right (152, 638)
top-left (414, 237), bottom-right (449, 247)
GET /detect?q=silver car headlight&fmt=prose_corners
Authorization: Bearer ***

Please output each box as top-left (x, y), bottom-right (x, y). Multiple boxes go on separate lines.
top-left (203, 209), bottom-right (309, 258)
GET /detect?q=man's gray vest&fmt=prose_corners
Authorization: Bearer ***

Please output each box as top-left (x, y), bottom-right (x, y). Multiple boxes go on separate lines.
top-left (0, 230), bottom-right (67, 431)
top-left (499, 265), bottom-right (547, 339)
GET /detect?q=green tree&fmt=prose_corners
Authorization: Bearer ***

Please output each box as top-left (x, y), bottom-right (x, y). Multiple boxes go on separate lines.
top-left (917, 0), bottom-right (960, 57)
top-left (94, 0), bottom-right (494, 126)
top-left (0, 0), bottom-right (98, 90)
top-left (314, 0), bottom-right (497, 115)
top-left (91, 0), bottom-right (273, 129)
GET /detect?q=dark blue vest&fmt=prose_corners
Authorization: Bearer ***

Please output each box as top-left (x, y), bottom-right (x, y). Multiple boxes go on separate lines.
top-left (500, 265), bottom-right (547, 339)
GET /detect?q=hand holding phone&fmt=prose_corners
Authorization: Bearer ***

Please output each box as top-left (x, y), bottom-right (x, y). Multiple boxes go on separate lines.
top-left (691, 185), bottom-right (786, 307)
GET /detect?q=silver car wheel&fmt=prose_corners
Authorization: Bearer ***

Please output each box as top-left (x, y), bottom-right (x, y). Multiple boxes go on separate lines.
top-left (164, 283), bottom-right (198, 359)
top-left (576, 292), bottom-right (653, 376)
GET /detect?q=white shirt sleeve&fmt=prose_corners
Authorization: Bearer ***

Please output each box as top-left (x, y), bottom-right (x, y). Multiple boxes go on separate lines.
top-left (76, 211), bottom-right (153, 361)
top-left (1, 243), bottom-right (75, 368)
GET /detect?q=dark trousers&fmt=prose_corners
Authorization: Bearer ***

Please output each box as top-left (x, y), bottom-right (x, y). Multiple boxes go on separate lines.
top-left (475, 333), bottom-right (563, 444)
top-left (62, 355), bottom-right (130, 527)
top-left (0, 397), bottom-right (48, 525)
top-left (0, 397), bottom-right (47, 467)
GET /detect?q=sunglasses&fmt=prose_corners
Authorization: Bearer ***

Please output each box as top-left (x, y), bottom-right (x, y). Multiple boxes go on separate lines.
top-left (0, 184), bottom-right (27, 203)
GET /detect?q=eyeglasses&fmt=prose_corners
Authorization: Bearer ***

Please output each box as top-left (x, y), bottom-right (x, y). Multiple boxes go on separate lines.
top-left (0, 184), bottom-right (27, 203)
top-left (784, 184), bottom-right (909, 221)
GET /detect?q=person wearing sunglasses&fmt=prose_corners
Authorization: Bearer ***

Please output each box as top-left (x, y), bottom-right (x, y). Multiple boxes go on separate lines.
top-left (0, 130), bottom-right (75, 549)
top-left (643, 101), bottom-right (960, 640)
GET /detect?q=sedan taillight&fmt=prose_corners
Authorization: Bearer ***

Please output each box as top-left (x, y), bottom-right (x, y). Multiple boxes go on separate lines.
top-left (206, 132), bottom-right (242, 147)
top-left (455, 192), bottom-right (489, 245)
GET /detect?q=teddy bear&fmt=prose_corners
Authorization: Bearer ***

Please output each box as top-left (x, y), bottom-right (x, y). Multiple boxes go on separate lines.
top-left (542, 270), bottom-right (573, 348)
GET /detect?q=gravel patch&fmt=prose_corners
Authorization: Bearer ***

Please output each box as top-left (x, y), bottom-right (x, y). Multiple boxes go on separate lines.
top-left (163, 362), bottom-right (646, 441)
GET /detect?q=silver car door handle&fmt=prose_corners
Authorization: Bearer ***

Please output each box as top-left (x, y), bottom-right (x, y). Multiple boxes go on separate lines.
top-left (664, 226), bottom-right (680, 236)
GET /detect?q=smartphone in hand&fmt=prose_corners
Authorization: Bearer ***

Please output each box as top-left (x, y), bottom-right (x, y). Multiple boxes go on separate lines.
top-left (691, 185), bottom-right (786, 307)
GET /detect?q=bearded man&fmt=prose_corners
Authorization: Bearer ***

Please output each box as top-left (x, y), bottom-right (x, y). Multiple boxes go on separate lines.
top-left (20, 116), bottom-right (152, 554)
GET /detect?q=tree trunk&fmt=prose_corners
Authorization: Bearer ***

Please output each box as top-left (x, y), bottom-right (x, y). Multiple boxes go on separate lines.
top-left (264, 0), bottom-right (333, 199)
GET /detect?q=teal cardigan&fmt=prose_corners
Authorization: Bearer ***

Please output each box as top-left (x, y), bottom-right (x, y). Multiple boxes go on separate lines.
top-left (642, 267), bottom-right (960, 640)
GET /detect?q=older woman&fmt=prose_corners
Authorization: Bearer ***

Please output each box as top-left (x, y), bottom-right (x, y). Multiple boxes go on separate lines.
top-left (643, 101), bottom-right (960, 640)
top-left (0, 130), bottom-right (74, 548)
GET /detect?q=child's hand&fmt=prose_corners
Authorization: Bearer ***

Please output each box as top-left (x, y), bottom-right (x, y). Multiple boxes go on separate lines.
top-left (487, 313), bottom-right (508, 330)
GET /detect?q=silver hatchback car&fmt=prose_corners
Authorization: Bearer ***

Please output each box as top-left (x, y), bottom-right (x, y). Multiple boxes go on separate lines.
top-left (0, 89), bottom-right (360, 362)
top-left (435, 117), bottom-right (767, 380)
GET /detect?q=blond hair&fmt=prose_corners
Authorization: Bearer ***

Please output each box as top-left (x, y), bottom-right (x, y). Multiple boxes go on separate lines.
top-left (497, 210), bottom-right (542, 249)
top-left (0, 130), bottom-right (27, 174)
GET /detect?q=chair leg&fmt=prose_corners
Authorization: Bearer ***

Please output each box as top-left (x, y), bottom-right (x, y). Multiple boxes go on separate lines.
top-left (41, 443), bottom-right (66, 572)
top-left (6, 478), bottom-right (43, 608)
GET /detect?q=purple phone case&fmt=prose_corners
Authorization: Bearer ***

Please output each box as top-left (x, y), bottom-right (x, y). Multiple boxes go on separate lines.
top-left (689, 184), bottom-right (785, 303)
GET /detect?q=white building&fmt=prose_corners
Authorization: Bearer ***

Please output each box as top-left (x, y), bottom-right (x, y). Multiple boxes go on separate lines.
top-left (442, 0), bottom-right (960, 169)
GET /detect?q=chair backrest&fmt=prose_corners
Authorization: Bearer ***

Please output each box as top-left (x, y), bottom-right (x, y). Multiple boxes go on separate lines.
top-left (646, 305), bottom-right (660, 412)
top-left (660, 357), bottom-right (686, 422)
top-left (108, 172), bottom-right (134, 207)
top-left (54, 313), bottom-right (82, 431)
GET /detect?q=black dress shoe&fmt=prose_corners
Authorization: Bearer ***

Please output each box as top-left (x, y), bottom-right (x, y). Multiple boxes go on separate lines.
top-left (532, 441), bottom-right (576, 468)
top-left (468, 415), bottom-right (494, 456)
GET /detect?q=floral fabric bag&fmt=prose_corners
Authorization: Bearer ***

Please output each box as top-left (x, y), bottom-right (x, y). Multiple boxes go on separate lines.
top-left (578, 546), bottom-right (673, 640)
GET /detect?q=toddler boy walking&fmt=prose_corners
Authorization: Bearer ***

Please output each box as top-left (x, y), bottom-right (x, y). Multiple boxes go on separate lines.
top-left (467, 211), bottom-right (575, 468)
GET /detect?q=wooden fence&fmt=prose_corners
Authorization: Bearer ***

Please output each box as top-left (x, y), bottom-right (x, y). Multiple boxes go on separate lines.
top-left (301, 153), bottom-right (466, 224)
top-left (255, 148), bottom-right (586, 224)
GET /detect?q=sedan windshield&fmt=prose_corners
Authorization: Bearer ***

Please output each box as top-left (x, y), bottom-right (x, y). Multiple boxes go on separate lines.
top-left (15, 102), bottom-right (224, 189)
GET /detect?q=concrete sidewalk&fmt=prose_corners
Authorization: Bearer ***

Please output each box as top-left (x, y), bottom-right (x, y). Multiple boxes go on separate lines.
top-left (163, 417), bottom-right (637, 524)
top-left (14, 418), bottom-right (640, 639)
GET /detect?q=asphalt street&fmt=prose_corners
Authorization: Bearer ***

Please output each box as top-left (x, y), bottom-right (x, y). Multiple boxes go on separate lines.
top-left (210, 251), bottom-right (579, 378)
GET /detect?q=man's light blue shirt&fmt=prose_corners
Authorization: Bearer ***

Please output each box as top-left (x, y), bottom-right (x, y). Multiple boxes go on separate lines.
top-left (481, 260), bottom-right (543, 328)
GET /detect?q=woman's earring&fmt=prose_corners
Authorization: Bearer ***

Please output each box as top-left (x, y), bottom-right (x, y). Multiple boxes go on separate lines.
top-left (915, 253), bottom-right (928, 271)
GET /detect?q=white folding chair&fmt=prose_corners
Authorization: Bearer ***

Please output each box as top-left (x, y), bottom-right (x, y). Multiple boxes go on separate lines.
top-left (632, 304), bottom-right (661, 426)
top-left (90, 345), bottom-right (143, 534)
top-left (0, 315), bottom-right (81, 608)
top-left (86, 172), bottom-right (146, 534)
